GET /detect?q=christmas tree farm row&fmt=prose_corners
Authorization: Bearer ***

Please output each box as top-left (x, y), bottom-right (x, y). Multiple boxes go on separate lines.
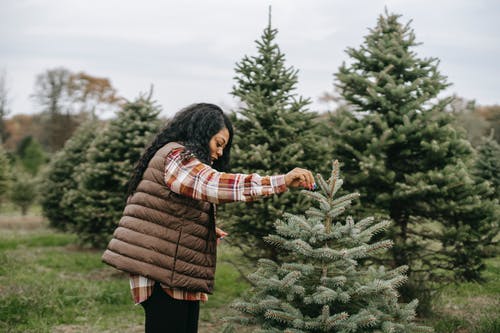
top-left (38, 9), bottom-right (499, 330)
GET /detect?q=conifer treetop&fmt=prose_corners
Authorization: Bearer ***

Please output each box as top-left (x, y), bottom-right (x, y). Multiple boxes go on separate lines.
top-left (223, 8), bottom-right (330, 264)
top-left (336, 10), bottom-right (450, 117)
top-left (232, 6), bottom-right (309, 111)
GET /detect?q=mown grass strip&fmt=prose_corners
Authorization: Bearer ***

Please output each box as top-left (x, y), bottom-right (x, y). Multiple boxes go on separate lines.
top-left (0, 232), bottom-right (77, 250)
top-left (0, 221), bottom-right (498, 333)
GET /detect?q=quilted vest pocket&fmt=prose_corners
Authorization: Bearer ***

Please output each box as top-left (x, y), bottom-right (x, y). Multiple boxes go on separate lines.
top-left (170, 227), bottom-right (183, 282)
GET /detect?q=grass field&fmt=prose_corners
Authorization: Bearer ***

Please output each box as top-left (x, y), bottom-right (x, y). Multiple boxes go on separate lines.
top-left (0, 211), bottom-right (498, 332)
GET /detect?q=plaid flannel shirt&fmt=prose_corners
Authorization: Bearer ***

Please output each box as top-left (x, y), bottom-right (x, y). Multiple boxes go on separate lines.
top-left (130, 147), bottom-right (287, 304)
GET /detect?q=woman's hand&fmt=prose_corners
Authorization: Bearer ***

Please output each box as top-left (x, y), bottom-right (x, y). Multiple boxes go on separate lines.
top-left (216, 227), bottom-right (228, 245)
top-left (285, 167), bottom-right (315, 189)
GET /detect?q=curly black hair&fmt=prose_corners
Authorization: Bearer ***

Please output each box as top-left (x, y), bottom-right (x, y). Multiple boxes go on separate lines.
top-left (126, 103), bottom-right (233, 197)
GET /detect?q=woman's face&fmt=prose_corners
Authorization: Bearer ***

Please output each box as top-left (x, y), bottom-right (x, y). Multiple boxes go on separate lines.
top-left (209, 127), bottom-right (230, 164)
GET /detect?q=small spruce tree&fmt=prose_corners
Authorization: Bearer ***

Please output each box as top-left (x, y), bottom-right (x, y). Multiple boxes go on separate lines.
top-left (474, 130), bottom-right (500, 199)
top-left (9, 171), bottom-right (37, 215)
top-left (65, 92), bottom-right (161, 247)
top-left (222, 9), bottom-right (329, 262)
top-left (224, 161), bottom-right (433, 333)
top-left (472, 130), bottom-right (500, 258)
top-left (41, 120), bottom-right (100, 231)
top-left (16, 136), bottom-right (47, 175)
top-left (0, 144), bottom-right (10, 202)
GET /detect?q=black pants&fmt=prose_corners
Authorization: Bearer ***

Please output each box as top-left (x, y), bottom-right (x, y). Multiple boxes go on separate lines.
top-left (141, 282), bottom-right (200, 333)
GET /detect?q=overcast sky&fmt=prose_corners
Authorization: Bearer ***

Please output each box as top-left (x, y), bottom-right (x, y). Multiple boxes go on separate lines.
top-left (1, 0), bottom-right (499, 118)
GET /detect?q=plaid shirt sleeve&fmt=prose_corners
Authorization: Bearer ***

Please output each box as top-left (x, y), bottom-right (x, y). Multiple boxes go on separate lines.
top-left (164, 148), bottom-right (288, 204)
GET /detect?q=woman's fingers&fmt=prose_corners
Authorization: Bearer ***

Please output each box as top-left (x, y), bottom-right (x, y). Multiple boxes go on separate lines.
top-left (299, 169), bottom-right (314, 188)
top-left (307, 170), bottom-right (315, 187)
top-left (216, 227), bottom-right (228, 238)
top-left (216, 227), bottom-right (228, 246)
top-left (286, 168), bottom-right (315, 189)
top-left (285, 168), bottom-right (305, 187)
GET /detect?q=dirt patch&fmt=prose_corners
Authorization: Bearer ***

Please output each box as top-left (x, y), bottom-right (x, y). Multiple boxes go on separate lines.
top-left (468, 295), bottom-right (499, 308)
top-left (440, 295), bottom-right (499, 325)
top-left (84, 267), bottom-right (128, 281)
top-left (199, 321), bottom-right (256, 333)
top-left (64, 244), bottom-right (102, 253)
top-left (198, 306), bottom-right (257, 333)
top-left (52, 324), bottom-right (91, 333)
top-left (53, 324), bottom-right (144, 333)
top-left (0, 215), bottom-right (46, 230)
top-left (119, 325), bottom-right (143, 333)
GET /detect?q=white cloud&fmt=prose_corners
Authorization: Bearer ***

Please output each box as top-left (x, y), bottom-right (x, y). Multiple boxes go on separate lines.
top-left (1, 0), bottom-right (499, 119)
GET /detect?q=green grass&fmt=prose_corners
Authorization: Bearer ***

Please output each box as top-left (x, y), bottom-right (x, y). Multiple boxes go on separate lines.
top-left (0, 222), bottom-right (251, 333)
top-left (420, 256), bottom-right (500, 332)
top-left (0, 218), bottom-right (498, 332)
top-left (0, 228), bottom-right (144, 332)
top-left (0, 231), bottom-right (77, 250)
top-left (429, 316), bottom-right (500, 333)
top-left (200, 245), bottom-right (251, 323)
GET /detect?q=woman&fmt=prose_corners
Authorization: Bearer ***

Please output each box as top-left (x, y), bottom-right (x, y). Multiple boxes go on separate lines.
top-left (102, 103), bottom-right (315, 333)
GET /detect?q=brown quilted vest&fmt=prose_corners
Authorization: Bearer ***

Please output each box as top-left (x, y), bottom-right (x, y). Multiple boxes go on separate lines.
top-left (101, 142), bottom-right (217, 293)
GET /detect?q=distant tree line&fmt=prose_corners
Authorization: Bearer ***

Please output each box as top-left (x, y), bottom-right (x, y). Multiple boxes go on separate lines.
top-left (0, 68), bottom-right (122, 215)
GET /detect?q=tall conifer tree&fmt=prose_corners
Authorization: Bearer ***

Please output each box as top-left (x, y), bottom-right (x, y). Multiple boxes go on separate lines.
top-left (329, 10), bottom-right (497, 299)
top-left (224, 161), bottom-right (433, 332)
top-left (41, 120), bottom-right (99, 231)
top-left (222, 9), bottom-right (328, 261)
top-left (66, 93), bottom-right (161, 247)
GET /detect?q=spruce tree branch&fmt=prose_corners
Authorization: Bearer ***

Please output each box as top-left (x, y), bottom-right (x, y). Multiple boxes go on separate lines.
top-left (221, 239), bottom-right (259, 286)
top-left (222, 257), bottom-right (256, 287)
top-left (412, 250), bottom-right (450, 260)
top-left (411, 267), bottom-right (451, 274)
top-left (406, 229), bottom-right (439, 239)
